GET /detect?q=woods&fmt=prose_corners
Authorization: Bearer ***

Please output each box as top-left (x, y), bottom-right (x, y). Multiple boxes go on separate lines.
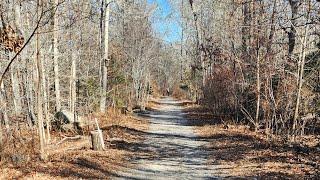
top-left (176, 0), bottom-right (319, 140)
top-left (0, 0), bottom-right (319, 178)
top-left (0, 0), bottom-right (176, 161)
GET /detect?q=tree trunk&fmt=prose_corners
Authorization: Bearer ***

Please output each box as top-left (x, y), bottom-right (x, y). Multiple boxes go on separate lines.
top-left (11, 3), bottom-right (23, 115)
top-left (53, 0), bottom-right (61, 111)
top-left (70, 52), bottom-right (77, 123)
top-left (292, 10), bottom-right (310, 140)
top-left (188, 1), bottom-right (205, 86)
top-left (10, 56), bottom-right (22, 115)
top-left (242, 1), bottom-right (251, 56)
top-left (288, 0), bottom-right (299, 56)
top-left (25, 58), bottom-right (36, 127)
top-left (255, 48), bottom-right (261, 132)
top-left (36, 0), bottom-right (46, 160)
top-left (100, 0), bottom-right (110, 113)
top-left (0, 81), bottom-right (9, 131)
top-left (41, 53), bottom-right (50, 143)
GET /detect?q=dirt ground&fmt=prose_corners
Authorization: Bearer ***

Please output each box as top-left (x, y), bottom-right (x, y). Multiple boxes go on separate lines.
top-left (1, 100), bottom-right (319, 179)
top-left (0, 109), bottom-right (149, 179)
top-left (184, 105), bottom-right (320, 179)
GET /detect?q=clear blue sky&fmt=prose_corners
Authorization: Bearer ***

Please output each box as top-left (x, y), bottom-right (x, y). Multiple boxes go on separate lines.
top-left (148, 0), bottom-right (182, 43)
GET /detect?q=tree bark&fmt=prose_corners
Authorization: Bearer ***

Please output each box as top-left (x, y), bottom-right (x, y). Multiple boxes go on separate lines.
top-left (10, 60), bottom-right (21, 115)
top-left (188, 1), bottom-right (205, 86)
top-left (36, 0), bottom-right (46, 160)
top-left (70, 52), bottom-right (77, 123)
top-left (242, 1), bottom-right (251, 56)
top-left (11, 2), bottom-right (23, 115)
top-left (100, 0), bottom-right (110, 113)
top-left (41, 53), bottom-right (50, 143)
top-left (90, 130), bottom-right (105, 151)
top-left (0, 81), bottom-right (9, 131)
top-left (255, 47), bottom-right (261, 132)
top-left (292, 5), bottom-right (310, 140)
top-left (53, 0), bottom-right (61, 111)
top-left (288, 0), bottom-right (299, 56)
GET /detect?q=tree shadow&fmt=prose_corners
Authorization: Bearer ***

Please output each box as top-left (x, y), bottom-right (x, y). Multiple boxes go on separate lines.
top-left (106, 101), bottom-right (319, 178)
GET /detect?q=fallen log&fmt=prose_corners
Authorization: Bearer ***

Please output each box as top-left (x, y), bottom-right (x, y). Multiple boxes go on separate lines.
top-left (55, 135), bottom-right (82, 146)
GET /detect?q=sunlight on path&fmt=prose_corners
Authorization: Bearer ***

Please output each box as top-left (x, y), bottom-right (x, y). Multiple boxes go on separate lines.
top-left (113, 97), bottom-right (229, 179)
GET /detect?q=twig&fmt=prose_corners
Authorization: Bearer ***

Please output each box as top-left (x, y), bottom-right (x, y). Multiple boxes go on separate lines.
top-left (94, 118), bottom-right (105, 150)
top-left (55, 135), bottom-right (81, 146)
top-left (94, 118), bottom-right (101, 131)
top-left (240, 106), bottom-right (255, 126)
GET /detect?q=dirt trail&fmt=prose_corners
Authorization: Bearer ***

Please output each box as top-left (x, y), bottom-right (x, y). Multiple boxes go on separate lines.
top-left (112, 97), bottom-right (228, 179)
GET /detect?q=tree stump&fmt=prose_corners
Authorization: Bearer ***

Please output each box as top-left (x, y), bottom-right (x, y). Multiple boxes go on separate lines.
top-left (90, 130), bottom-right (105, 151)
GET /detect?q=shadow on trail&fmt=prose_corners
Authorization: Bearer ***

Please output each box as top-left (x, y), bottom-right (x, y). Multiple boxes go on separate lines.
top-left (109, 97), bottom-right (319, 179)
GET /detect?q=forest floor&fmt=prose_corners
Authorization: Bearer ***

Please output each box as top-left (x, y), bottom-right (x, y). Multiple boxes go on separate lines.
top-left (185, 105), bottom-right (320, 179)
top-left (1, 97), bottom-right (319, 179)
top-left (0, 108), bottom-right (150, 179)
top-left (109, 97), bottom-right (320, 179)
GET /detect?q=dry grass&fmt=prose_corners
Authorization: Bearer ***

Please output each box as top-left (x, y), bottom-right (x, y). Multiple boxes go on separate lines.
top-left (97, 108), bottom-right (149, 142)
top-left (0, 108), bottom-right (149, 179)
top-left (184, 105), bottom-right (320, 179)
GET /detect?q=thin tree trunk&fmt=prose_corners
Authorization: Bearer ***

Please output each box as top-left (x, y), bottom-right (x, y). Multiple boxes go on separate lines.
top-left (188, 1), bottom-right (205, 86)
top-left (53, 0), bottom-right (61, 111)
top-left (292, 10), bottom-right (310, 140)
top-left (180, 0), bottom-right (184, 81)
top-left (36, 0), bottom-right (46, 160)
top-left (0, 81), bottom-right (9, 131)
top-left (100, 0), bottom-right (110, 113)
top-left (41, 53), bottom-right (50, 143)
top-left (253, 1), bottom-right (261, 132)
top-left (288, 0), bottom-right (299, 56)
top-left (10, 1), bottom-right (23, 115)
top-left (242, 1), bottom-right (251, 57)
top-left (255, 48), bottom-right (260, 132)
top-left (10, 59), bottom-right (21, 115)
top-left (70, 52), bottom-right (77, 121)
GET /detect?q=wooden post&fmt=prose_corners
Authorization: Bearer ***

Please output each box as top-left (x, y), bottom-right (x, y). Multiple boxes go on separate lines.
top-left (91, 118), bottom-right (105, 150)
top-left (90, 130), bottom-right (105, 151)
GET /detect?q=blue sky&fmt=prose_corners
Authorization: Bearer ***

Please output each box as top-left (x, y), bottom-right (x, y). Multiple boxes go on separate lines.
top-left (147, 0), bottom-right (182, 43)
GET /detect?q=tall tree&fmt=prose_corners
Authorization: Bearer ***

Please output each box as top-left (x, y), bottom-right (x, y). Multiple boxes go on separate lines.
top-left (36, 0), bottom-right (46, 160)
top-left (53, 0), bottom-right (61, 111)
top-left (100, 0), bottom-right (110, 113)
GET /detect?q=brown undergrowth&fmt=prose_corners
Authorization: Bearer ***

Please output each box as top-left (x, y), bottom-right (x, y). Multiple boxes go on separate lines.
top-left (184, 105), bottom-right (320, 179)
top-left (0, 108), bottom-right (149, 179)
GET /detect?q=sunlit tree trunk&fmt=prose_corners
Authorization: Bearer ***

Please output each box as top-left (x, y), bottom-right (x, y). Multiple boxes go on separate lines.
top-left (254, 1), bottom-right (261, 132)
top-left (292, 3), bottom-right (310, 140)
top-left (100, 0), bottom-right (110, 113)
top-left (0, 81), bottom-right (9, 131)
top-left (70, 52), bottom-right (76, 120)
top-left (255, 47), bottom-right (261, 132)
top-left (41, 53), bottom-right (50, 143)
top-left (11, 2), bottom-right (23, 115)
top-left (53, 0), bottom-right (61, 111)
top-left (36, 0), bottom-right (46, 160)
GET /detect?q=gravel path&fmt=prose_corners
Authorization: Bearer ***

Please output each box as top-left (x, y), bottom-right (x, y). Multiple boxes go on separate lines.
top-left (113, 97), bottom-right (227, 179)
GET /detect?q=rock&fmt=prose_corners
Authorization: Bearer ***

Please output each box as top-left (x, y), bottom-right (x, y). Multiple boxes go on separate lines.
top-left (54, 109), bottom-right (76, 124)
top-left (11, 154), bottom-right (30, 166)
top-left (53, 110), bottom-right (85, 132)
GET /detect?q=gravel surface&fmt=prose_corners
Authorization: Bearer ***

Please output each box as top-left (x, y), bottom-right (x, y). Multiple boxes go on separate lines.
top-left (112, 97), bottom-right (227, 179)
